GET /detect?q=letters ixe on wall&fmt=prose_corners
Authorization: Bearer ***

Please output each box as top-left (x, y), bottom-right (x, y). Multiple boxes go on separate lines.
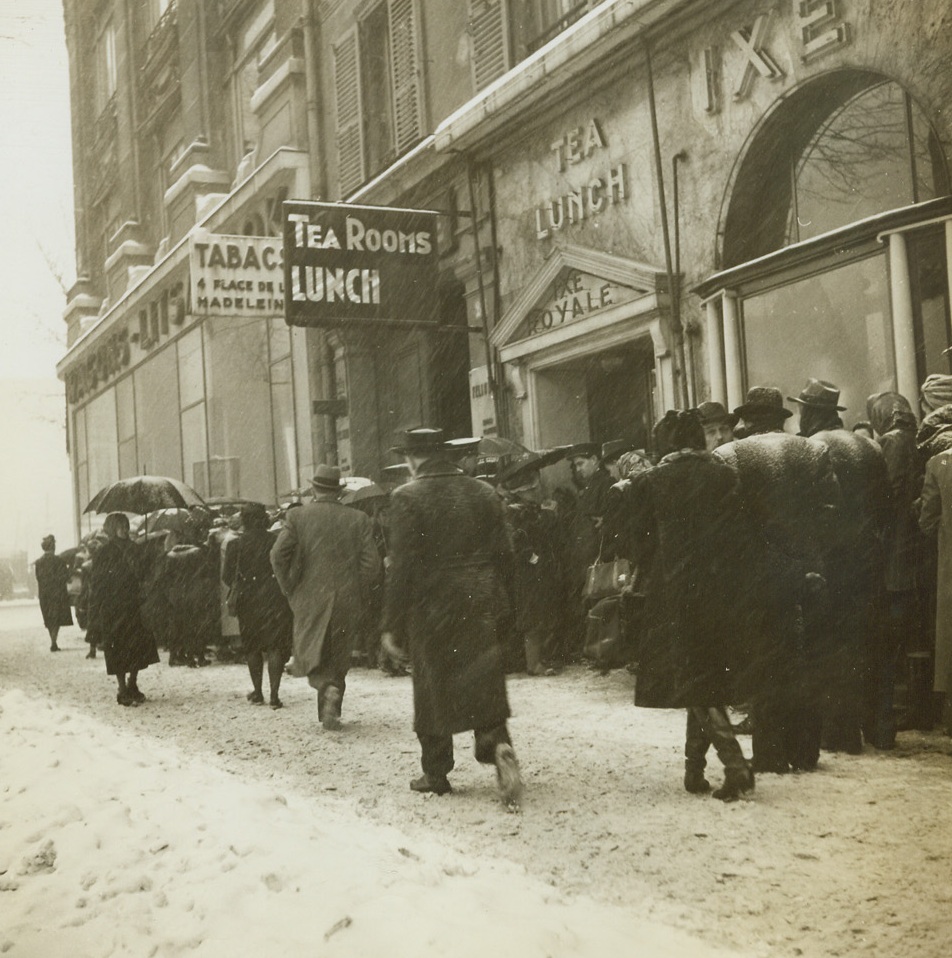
top-left (189, 234), bottom-right (285, 318)
top-left (521, 269), bottom-right (641, 338)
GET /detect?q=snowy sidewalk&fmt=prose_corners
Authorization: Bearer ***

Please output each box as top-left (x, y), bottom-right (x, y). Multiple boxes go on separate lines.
top-left (0, 688), bottom-right (750, 958)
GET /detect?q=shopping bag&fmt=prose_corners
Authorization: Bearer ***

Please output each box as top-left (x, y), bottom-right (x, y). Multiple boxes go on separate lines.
top-left (582, 558), bottom-right (631, 602)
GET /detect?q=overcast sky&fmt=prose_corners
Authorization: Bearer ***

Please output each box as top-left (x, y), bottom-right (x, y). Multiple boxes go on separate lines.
top-left (0, 1), bottom-right (76, 556)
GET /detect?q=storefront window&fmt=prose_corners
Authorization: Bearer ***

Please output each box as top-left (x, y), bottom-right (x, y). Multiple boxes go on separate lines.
top-left (204, 316), bottom-right (275, 501)
top-left (134, 343), bottom-right (182, 478)
top-left (909, 228), bottom-right (952, 377)
top-left (74, 407), bottom-right (89, 532)
top-left (116, 376), bottom-right (137, 478)
top-left (178, 328), bottom-right (205, 409)
top-left (181, 402), bottom-right (209, 496)
top-left (270, 356), bottom-right (296, 498)
top-left (742, 254), bottom-right (893, 416)
top-left (85, 389), bottom-right (119, 506)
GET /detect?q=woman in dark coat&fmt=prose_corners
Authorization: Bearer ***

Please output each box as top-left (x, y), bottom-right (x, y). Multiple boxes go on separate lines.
top-left (223, 503), bottom-right (292, 708)
top-left (88, 513), bottom-right (159, 705)
top-left (612, 410), bottom-right (753, 801)
top-left (34, 534), bottom-right (73, 651)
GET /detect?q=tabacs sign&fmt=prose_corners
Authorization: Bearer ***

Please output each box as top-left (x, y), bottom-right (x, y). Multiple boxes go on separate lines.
top-left (283, 201), bottom-right (439, 328)
top-left (189, 233), bottom-right (285, 317)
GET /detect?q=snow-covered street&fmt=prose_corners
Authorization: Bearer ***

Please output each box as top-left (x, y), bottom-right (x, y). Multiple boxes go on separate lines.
top-left (1, 603), bottom-right (951, 958)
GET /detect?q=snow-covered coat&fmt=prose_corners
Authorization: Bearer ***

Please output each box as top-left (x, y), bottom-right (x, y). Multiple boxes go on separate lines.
top-left (918, 451), bottom-right (952, 693)
top-left (616, 450), bottom-right (746, 708)
top-left (270, 496), bottom-right (381, 680)
top-left (715, 432), bottom-right (841, 702)
top-left (382, 458), bottom-right (514, 737)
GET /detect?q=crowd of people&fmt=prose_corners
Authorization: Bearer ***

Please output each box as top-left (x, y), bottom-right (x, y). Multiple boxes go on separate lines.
top-left (32, 371), bottom-right (952, 808)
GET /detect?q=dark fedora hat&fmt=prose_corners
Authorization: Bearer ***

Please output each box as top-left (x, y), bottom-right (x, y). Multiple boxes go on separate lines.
top-left (568, 441), bottom-right (600, 459)
top-left (788, 378), bottom-right (846, 411)
top-left (694, 401), bottom-right (739, 429)
top-left (600, 439), bottom-right (636, 463)
top-left (390, 427), bottom-right (445, 454)
top-left (311, 464), bottom-right (344, 491)
top-left (734, 386), bottom-right (793, 419)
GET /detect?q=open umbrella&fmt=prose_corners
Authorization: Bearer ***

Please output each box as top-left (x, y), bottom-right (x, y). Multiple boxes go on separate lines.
top-left (84, 475), bottom-right (206, 515)
top-left (342, 482), bottom-right (387, 506)
top-left (445, 436), bottom-right (529, 458)
top-left (495, 446), bottom-right (572, 488)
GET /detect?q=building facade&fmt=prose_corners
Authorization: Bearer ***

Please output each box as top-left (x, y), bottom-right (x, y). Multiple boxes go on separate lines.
top-left (60, 0), bottom-right (952, 531)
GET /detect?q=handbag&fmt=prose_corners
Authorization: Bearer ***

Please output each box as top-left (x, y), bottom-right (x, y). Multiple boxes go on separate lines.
top-left (582, 552), bottom-right (631, 602)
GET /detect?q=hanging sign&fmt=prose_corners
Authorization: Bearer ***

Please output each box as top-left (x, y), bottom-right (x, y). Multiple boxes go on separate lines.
top-left (283, 200), bottom-right (439, 328)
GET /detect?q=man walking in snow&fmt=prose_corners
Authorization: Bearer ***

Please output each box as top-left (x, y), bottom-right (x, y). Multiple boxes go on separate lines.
top-left (380, 428), bottom-right (523, 808)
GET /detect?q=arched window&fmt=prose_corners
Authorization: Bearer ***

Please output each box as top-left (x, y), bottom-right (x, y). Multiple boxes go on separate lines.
top-left (723, 73), bottom-right (949, 266)
top-left (700, 72), bottom-right (952, 416)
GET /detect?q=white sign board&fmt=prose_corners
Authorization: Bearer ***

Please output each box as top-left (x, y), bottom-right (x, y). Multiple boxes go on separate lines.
top-left (189, 233), bottom-right (285, 317)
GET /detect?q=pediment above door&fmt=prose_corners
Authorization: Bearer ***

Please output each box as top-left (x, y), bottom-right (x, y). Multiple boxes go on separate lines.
top-left (491, 243), bottom-right (667, 351)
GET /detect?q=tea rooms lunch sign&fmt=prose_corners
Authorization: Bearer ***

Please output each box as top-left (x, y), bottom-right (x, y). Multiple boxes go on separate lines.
top-left (282, 201), bottom-right (440, 329)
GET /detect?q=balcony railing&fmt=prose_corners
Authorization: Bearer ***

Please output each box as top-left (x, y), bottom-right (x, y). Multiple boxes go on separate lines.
top-left (526, 2), bottom-right (595, 54)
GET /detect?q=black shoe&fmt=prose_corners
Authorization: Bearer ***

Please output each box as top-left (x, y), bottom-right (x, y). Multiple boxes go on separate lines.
top-left (269, 697), bottom-right (283, 710)
top-left (50, 645), bottom-right (60, 652)
top-left (410, 774), bottom-right (452, 795)
top-left (85, 650), bottom-right (96, 660)
top-left (128, 687), bottom-right (146, 704)
top-left (247, 690), bottom-right (265, 705)
top-left (117, 690), bottom-right (136, 707)
top-left (712, 765), bottom-right (755, 802)
top-left (684, 768), bottom-right (711, 794)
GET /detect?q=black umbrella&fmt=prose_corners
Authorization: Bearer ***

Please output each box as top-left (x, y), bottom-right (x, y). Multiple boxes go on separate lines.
top-left (342, 482), bottom-right (387, 505)
top-left (495, 446), bottom-right (572, 488)
top-left (84, 475), bottom-right (206, 515)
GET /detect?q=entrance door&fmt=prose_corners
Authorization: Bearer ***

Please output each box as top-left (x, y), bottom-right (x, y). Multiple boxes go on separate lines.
top-left (533, 339), bottom-right (655, 450)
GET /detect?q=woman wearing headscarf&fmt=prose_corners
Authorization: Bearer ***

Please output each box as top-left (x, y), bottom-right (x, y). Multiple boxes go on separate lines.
top-left (34, 534), bottom-right (72, 652)
top-left (612, 410), bottom-right (753, 800)
top-left (222, 502), bottom-right (292, 708)
top-left (88, 512), bottom-right (159, 706)
top-left (866, 393), bottom-right (923, 745)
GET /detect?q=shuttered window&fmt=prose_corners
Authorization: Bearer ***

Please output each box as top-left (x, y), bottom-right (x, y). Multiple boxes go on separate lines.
top-left (333, 29), bottom-right (365, 196)
top-left (469, 0), bottom-right (511, 92)
top-left (389, 0), bottom-right (424, 153)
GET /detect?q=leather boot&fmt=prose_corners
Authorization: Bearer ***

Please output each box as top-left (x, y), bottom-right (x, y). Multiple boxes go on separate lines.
top-left (684, 709), bottom-right (710, 793)
top-left (712, 765), bottom-right (755, 802)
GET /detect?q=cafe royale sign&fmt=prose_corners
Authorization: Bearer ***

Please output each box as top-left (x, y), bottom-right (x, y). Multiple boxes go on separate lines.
top-left (189, 233), bottom-right (284, 317)
top-left (283, 200), bottom-right (440, 328)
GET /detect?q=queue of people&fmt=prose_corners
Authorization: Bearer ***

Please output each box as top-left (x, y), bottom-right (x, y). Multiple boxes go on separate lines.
top-left (34, 370), bottom-right (952, 808)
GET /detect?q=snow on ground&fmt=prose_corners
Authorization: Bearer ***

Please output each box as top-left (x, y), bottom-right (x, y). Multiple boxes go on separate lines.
top-left (0, 686), bottom-right (747, 958)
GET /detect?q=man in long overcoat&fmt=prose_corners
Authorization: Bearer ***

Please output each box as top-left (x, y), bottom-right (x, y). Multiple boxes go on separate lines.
top-left (791, 379), bottom-right (889, 754)
top-left (380, 428), bottom-right (523, 807)
top-left (271, 464), bottom-right (381, 730)
top-left (615, 411), bottom-right (753, 800)
top-left (716, 386), bottom-right (841, 774)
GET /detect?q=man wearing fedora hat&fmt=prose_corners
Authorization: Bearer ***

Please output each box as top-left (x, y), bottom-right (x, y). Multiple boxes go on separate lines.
top-left (380, 428), bottom-right (523, 807)
top-left (715, 385), bottom-right (842, 774)
top-left (789, 378), bottom-right (890, 754)
top-left (694, 401), bottom-right (738, 452)
top-left (271, 464), bottom-right (381, 730)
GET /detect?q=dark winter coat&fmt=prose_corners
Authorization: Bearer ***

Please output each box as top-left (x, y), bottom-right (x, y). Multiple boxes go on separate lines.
top-left (868, 393), bottom-right (923, 592)
top-left (567, 467), bottom-right (615, 583)
top-left (165, 542), bottom-right (220, 657)
top-left (88, 538), bottom-right (159, 676)
top-left (918, 450), bottom-right (952, 693)
top-left (270, 495), bottom-right (381, 679)
top-left (715, 432), bottom-right (841, 701)
top-left (223, 528), bottom-right (292, 659)
top-left (507, 500), bottom-right (562, 633)
top-left (615, 450), bottom-right (745, 708)
top-left (382, 458), bottom-right (514, 737)
top-left (35, 553), bottom-right (73, 629)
